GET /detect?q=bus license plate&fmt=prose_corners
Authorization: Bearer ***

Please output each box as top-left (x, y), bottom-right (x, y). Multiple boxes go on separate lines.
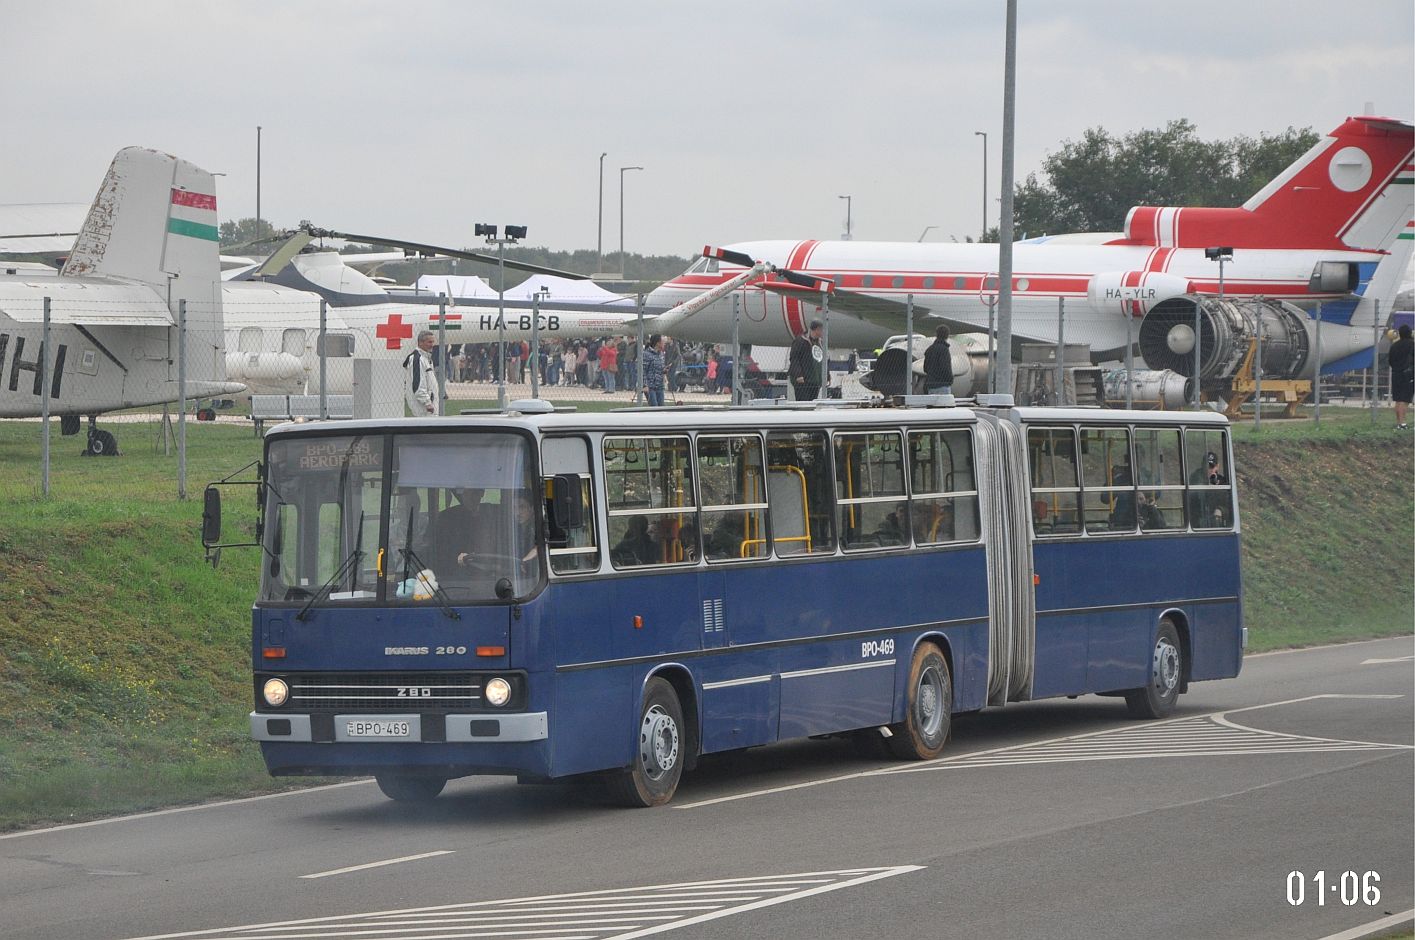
top-left (344, 720), bottom-right (412, 739)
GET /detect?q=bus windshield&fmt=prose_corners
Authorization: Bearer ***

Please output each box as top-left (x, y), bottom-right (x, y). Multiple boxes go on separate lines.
top-left (260, 431), bottom-right (541, 605)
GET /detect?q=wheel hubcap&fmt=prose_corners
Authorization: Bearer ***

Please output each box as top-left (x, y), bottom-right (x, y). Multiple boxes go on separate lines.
top-left (1153, 638), bottom-right (1180, 697)
top-left (916, 665), bottom-right (945, 739)
top-left (638, 705), bottom-right (679, 781)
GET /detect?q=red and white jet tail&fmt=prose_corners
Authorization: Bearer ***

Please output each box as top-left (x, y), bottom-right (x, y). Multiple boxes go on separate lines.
top-left (1115, 116), bottom-right (1414, 253)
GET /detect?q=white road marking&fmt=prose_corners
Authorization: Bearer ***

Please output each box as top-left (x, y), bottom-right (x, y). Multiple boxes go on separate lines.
top-left (1314, 908), bottom-right (1415, 940)
top-left (0, 780), bottom-right (374, 842)
top-left (678, 693), bottom-right (1411, 808)
top-left (300, 850), bottom-right (455, 879)
top-left (1244, 636), bottom-right (1413, 658)
top-left (1361, 655), bottom-right (1415, 664)
top-left (119, 867), bottom-right (923, 940)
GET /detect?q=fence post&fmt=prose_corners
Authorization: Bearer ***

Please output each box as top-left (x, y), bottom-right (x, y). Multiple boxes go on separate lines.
top-left (1371, 299), bottom-right (1381, 423)
top-left (1055, 297), bottom-right (1065, 406)
top-left (1313, 303), bottom-right (1322, 425)
top-left (905, 295), bottom-right (915, 396)
top-left (732, 293), bottom-right (745, 404)
top-left (437, 295), bottom-right (449, 415)
top-left (177, 298), bottom-right (187, 500)
top-left (820, 292), bottom-right (831, 395)
top-left (41, 296), bottom-right (51, 497)
top-left (635, 295), bottom-right (645, 406)
top-left (319, 298), bottom-right (329, 420)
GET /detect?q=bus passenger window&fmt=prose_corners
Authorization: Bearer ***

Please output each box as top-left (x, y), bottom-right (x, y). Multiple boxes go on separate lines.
top-left (1027, 427), bottom-right (1080, 535)
top-left (698, 435), bottom-right (768, 562)
top-left (604, 436), bottom-right (697, 568)
top-left (765, 431), bottom-right (835, 556)
top-left (543, 437), bottom-right (600, 574)
top-left (835, 431), bottom-right (908, 551)
top-left (908, 429), bottom-right (979, 544)
top-left (1134, 428), bottom-right (1185, 530)
top-left (1080, 427), bottom-right (1135, 533)
top-left (1185, 428), bottom-right (1233, 529)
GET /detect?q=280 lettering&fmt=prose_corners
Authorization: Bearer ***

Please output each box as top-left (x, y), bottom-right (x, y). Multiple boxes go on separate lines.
top-left (861, 639), bottom-right (895, 658)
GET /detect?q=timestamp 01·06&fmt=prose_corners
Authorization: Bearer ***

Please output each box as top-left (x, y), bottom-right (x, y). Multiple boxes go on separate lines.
top-left (1286, 871), bottom-right (1381, 907)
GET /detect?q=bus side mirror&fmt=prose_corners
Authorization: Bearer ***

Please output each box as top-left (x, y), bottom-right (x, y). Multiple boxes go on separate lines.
top-left (551, 474), bottom-right (584, 529)
top-left (202, 487), bottom-right (222, 547)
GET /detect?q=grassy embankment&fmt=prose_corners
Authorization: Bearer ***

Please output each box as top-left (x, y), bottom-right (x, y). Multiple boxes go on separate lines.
top-left (0, 404), bottom-right (1410, 830)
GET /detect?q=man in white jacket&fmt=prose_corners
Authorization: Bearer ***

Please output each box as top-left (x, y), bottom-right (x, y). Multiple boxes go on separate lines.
top-left (405, 331), bottom-right (439, 415)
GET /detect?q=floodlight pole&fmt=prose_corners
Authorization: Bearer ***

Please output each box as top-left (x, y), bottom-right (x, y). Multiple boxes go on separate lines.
top-left (974, 131), bottom-right (988, 241)
top-left (838, 195), bottom-right (853, 240)
top-left (994, 0), bottom-right (1018, 400)
top-left (482, 228), bottom-right (523, 409)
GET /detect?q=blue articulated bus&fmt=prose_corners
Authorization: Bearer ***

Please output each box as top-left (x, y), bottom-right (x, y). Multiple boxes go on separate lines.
top-left (202, 399), bottom-right (1243, 806)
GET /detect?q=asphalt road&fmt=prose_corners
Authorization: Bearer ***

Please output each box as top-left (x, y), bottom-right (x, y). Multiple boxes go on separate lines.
top-left (2, 636), bottom-right (1411, 940)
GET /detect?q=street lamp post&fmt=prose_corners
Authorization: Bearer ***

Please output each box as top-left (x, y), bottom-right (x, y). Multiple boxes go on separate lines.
top-left (620, 165), bottom-right (642, 278)
top-left (974, 130), bottom-right (987, 241)
top-left (256, 125), bottom-right (262, 240)
top-left (838, 195), bottom-right (852, 240)
top-left (477, 223), bottom-right (527, 409)
top-left (596, 152), bottom-right (607, 275)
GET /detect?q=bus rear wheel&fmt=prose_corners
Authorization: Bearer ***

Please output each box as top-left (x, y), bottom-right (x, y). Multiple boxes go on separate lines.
top-left (1125, 621), bottom-right (1183, 719)
top-left (606, 677), bottom-right (684, 807)
top-left (887, 643), bottom-right (951, 760)
top-left (375, 773), bottom-right (446, 802)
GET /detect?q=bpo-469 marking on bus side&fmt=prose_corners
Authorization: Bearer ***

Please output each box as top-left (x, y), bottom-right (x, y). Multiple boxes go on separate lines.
top-left (862, 639), bottom-right (895, 658)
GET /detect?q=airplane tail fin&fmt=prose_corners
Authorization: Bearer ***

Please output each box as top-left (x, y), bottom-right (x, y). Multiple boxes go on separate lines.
top-left (62, 146), bottom-right (227, 383)
top-left (1330, 221), bottom-right (1415, 328)
top-left (1121, 117), bottom-right (1414, 252)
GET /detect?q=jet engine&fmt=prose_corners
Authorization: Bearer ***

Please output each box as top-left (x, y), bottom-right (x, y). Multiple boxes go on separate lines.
top-left (1137, 296), bottom-right (1310, 382)
top-left (224, 351), bottom-right (307, 394)
top-left (861, 334), bottom-right (987, 397)
top-left (1102, 368), bottom-right (1193, 410)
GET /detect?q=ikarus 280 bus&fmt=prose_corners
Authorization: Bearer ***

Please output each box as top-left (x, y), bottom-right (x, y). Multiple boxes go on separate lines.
top-left (203, 398), bottom-right (1243, 806)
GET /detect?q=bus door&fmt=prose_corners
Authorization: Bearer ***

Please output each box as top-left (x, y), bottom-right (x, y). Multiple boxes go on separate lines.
top-left (696, 434), bottom-right (775, 751)
top-left (973, 414), bottom-right (1038, 705)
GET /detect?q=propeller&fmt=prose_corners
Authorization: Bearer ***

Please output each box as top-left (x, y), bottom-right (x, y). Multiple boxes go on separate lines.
top-left (299, 224), bottom-right (591, 280)
top-left (702, 246), bottom-right (832, 292)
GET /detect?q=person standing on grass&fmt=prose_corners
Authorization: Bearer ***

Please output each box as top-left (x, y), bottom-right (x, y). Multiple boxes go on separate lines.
top-left (1390, 324), bottom-right (1413, 429)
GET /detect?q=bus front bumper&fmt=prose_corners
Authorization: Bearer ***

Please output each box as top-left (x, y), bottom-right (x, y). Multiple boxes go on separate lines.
top-left (250, 711), bottom-right (548, 743)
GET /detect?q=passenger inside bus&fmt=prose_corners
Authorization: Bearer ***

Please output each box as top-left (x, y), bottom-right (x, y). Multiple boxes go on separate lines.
top-left (611, 516), bottom-right (656, 566)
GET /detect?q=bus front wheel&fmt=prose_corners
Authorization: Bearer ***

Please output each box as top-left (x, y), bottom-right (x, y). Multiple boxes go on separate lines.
top-left (607, 678), bottom-right (684, 807)
top-left (1125, 621), bottom-right (1183, 719)
top-left (887, 643), bottom-right (951, 760)
top-left (375, 773), bottom-right (446, 802)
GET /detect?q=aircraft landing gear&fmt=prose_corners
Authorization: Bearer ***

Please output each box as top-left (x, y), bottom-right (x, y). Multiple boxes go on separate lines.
top-left (81, 415), bottom-right (119, 457)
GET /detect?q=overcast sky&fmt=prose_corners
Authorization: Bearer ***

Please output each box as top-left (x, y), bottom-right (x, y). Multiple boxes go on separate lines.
top-left (3, 1), bottom-right (1412, 259)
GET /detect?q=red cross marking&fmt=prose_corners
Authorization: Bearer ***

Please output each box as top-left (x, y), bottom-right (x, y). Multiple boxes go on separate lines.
top-left (376, 313), bottom-right (414, 349)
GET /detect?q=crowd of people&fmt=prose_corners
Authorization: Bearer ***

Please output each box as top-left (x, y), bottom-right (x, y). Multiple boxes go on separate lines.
top-left (422, 333), bottom-right (786, 399)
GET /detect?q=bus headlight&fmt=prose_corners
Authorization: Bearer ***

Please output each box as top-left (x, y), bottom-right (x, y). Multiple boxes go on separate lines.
top-left (262, 678), bottom-right (290, 707)
top-left (484, 677), bottom-right (512, 707)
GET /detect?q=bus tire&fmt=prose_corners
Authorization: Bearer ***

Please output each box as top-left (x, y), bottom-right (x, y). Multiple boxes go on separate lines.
top-left (1125, 621), bottom-right (1183, 719)
top-left (887, 643), bottom-right (951, 760)
top-left (374, 773), bottom-right (446, 802)
top-left (606, 678), bottom-right (684, 807)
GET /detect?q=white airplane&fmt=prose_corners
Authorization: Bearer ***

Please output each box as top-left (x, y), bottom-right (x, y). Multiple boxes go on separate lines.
top-left (649, 116), bottom-right (1415, 392)
top-left (0, 147), bottom-right (242, 453)
top-left (218, 235), bottom-right (766, 397)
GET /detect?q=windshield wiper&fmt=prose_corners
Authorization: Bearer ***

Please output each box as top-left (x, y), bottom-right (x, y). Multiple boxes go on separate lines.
top-left (295, 547), bottom-right (364, 621)
top-left (296, 510), bottom-right (366, 621)
top-left (397, 546), bottom-right (461, 620)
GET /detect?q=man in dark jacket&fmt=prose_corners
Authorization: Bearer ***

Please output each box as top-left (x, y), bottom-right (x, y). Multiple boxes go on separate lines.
top-left (789, 320), bottom-right (824, 401)
top-left (923, 325), bottom-right (954, 395)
